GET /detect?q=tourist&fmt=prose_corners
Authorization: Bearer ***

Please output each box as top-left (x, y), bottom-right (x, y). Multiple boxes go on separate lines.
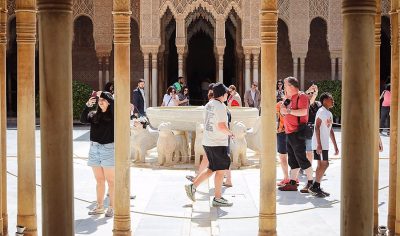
top-left (244, 81), bottom-right (261, 111)
top-left (201, 78), bottom-right (211, 103)
top-left (278, 77), bottom-right (314, 193)
top-left (161, 86), bottom-right (187, 106)
top-left (227, 85), bottom-right (242, 107)
top-left (185, 83), bottom-right (234, 206)
top-left (276, 79), bottom-right (284, 102)
top-left (132, 79), bottom-right (146, 117)
top-left (173, 76), bottom-right (186, 93)
top-left (380, 83), bottom-right (391, 135)
top-left (178, 86), bottom-right (190, 106)
top-left (276, 92), bottom-right (290, 186)
top-left (304, 84), bottom-right (321, 167)
top-left (80, 91), bottom-right (115, 217)
top-left (309, 92), bottom-right (339, 198)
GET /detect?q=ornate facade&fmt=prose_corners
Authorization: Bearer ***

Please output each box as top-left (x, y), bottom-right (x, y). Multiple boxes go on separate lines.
top-left (4, 0), bottom-right (392, 109)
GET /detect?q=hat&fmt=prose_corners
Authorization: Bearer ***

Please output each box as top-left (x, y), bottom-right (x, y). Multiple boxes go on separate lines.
top-left (100, 91), bottom-right (114, 104)
top-left (208, 83), bottom-right (215, 91)
top-left (212, 82), bottom-right (228, 98)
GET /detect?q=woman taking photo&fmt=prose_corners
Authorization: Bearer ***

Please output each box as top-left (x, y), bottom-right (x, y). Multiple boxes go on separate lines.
top-left (80, 91), bottom-right (115, 217)
top-left (162, 86), bottom-right (188, 106)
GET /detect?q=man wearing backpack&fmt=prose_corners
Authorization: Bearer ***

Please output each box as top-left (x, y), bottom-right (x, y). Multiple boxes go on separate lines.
top-left (173, 76), bottom-right (186, 93)
top-left (305, 84), bottom-right (321, 167)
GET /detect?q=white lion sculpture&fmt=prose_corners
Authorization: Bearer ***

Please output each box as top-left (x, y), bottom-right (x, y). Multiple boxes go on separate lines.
top-left (194, 123), bottom-right (206, 166)
top-left (157, 122), bottom-right (177, 166)
top-left (246, 117), bottom-right (261, 153)
top-left (230, 121), bottom-right (248, 167)
top-left (173, 130), bottom-right (189, 163)
top-left (130, 120), bottom-right (158, 163)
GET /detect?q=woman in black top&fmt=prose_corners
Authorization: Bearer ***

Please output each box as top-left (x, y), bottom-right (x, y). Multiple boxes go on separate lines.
top-left (80, 91), bottom-right (115, 217)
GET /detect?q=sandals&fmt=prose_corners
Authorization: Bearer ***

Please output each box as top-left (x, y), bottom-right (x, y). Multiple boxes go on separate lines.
top-left (222, 182), bottom-right (233, 188)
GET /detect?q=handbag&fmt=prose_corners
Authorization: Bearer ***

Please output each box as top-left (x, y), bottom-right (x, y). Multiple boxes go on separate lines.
top-left (295, 94), bottom-right (313, 140)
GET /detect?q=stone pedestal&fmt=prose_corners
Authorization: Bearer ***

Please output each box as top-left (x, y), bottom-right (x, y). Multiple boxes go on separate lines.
top-left (112, 1), bottom-right (132, 234)
top-left (259, 1), bottom-right (277, 235)
top-left (16, 3), bottom-right (38, 235)
top-left (341, 1), bottom-right (375, 235)
top-left (37, 1), bottom-right (74, 235)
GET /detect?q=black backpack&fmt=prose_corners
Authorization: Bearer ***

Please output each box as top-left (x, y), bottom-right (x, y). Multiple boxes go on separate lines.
top-left (308, 101), bottom-right (322, 124)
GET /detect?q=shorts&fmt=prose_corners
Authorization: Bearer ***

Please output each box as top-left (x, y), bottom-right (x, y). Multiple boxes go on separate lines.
top-left (286, 132), bottom-right (311, 170)
top-left (88, 142), bottom-right (115, 167)
top-left (203, 146), bottom-right (231, 172)
top-left (314, 150), bottom-right (329, 161)
top-left (305, 138), bottom-right (312, 152)
top-left (277, 132), bottom-right (287, 154)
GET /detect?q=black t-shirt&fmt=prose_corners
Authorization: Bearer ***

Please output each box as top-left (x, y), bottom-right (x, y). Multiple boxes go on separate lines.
top-left (308, 101), bottom-right (322, 124)
top-left (80, 105), bottom-right (114, 144)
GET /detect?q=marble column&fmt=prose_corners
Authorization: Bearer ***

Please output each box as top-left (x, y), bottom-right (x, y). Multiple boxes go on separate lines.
top-left (16, 1), bottom-right (37, 235)
top-left (244, 53), bottom-right (251, 91)
top-left (218, 54), bottom-right (224, 84)
top-left (338, 58), bottom-right (342, 80)
top-left (293, 57), bottom-right (298, 78)
top-left (105, 56), bottom-right (110, 83)
top-left (0, 1), bottom-right (6, 234)
top-left (178, 53), bottom-right (183, 77)
top-left (331, 57), bottom-right (336, 80)
top-left (143, 52), bottom-right (150, 104)
top-left (341, 0), bottom-right (375, 235)
top-left (253, 52), bottom-right (259, 83)
top-left (37, 0), bottom-right (74, 235)
top-left (112, 0), bottom-right (131, 234)
top-left (389, 1), bottom-right (399, 235)
top-left (374, 0), bottom-right (381, 232)
top-left (98, 56), bottom-right (103, 90)
top-left (151, 52), bottom-right (158, 107)
top-left (259, 1), bottom-right (277, 235)
top-left (299, 57), bottom-right (305, 90)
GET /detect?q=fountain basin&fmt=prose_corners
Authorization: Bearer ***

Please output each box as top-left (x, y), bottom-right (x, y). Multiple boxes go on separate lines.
top-left (146, 106), bottom-right (259, 131)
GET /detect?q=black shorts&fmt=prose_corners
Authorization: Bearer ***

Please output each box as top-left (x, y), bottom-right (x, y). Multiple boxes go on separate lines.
top-left (277, 132), bottom-right (287, 154)
top-left (203, 146), bottom-right (231, 172)
top-left (286, 132), bottom-right (311, 170)
top-left (314, 150), bottom-right (329, 161)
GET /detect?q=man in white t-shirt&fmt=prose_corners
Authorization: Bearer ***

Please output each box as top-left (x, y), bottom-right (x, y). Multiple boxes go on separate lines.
top-left (185, 83), bottom-right (234, 207)
top-left (309, 92), bottom-right (339, 198)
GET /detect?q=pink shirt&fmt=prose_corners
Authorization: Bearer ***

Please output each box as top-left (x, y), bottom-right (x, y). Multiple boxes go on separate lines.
top-left (284, 93), bottom-right (309, 134)
top-left (382, 90), bottom-right (391, 107)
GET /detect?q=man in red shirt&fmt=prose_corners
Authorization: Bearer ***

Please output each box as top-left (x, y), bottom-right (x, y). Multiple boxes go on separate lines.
top-left (278, 77), bottom-right (314, 193)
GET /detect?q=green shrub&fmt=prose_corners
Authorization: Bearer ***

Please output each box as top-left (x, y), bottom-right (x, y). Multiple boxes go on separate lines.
top-left (314, 80), bottom-right (342, 119)
top-left (36, 80), bottom-right (94, 120)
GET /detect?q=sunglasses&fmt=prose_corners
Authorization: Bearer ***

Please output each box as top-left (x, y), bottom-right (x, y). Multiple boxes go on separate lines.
top-left (277, 84), bottom-right (283, 86)
top-left (184, 89), bottom-right (188, 91)
top-left (306, 92), bottom-right (314, 95)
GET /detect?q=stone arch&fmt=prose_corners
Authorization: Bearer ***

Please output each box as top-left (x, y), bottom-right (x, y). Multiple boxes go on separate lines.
top-left (159, 3), bottom-right (179, 20)
top-left (304, 17), bottom-right (331, 86)
top-left (182, 1), bottom-right (218, 23)
top-left (73, 0), bottom-right (94, 21)
top-left (220, 2), bottom-right (243, 20)
top-left (72, 15), bottom-right (98, 89)
top-left (186, 6), bottom-right (216, 43)
top-left (73, 13), bottom-right (94, 23)
top-left (277, 18), bottom-right (293, 81)
top-left (185, 6), bottom-right (216, 28)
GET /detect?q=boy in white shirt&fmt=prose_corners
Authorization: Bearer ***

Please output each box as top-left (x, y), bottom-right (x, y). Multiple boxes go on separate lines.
top-left (309, 92), bottom-right (339, 198)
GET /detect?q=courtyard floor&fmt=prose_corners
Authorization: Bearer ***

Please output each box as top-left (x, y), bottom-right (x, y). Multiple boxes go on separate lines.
top-left (4, 126), bottom-right (391, 236)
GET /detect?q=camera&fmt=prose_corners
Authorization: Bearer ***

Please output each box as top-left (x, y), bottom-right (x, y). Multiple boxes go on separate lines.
top-left (283, 98), bottom-right (291, 107)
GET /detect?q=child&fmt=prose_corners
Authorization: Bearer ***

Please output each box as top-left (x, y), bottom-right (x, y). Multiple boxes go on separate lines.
top-left (309, 92), bottom-right (339, 198)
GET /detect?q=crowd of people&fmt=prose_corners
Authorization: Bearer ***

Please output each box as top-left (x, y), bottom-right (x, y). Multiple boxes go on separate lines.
top-left (80, 74), bottom-right (388, 215)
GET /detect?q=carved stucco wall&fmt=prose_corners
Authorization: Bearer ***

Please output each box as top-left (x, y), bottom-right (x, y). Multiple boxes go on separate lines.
top-left (73, 0), bottom-right (94, 20)
top-left (329, 0), bottom-right (342, 54)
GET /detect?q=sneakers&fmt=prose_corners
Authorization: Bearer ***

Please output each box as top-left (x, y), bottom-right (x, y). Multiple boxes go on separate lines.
top-left (185, 175), bottom-right (195, 182)
top-left (277, 179), bottom-right (290, 187)
top-left (105, 207), bottom-right (114, 217)
top-left (278, 183), bottom-right (298, 191)
top-left (88, 204), bottom-right (105, 215)
top-left (300, 182), bottom-right (313, 193)
top-left (309, 186), bottom-right (330, 198)
top-left (185, 184), bottom-right (196, 202)
top-left (212, 197), bottom-right (233, 207)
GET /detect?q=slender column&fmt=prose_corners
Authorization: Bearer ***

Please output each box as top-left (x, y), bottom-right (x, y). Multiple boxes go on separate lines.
top-left (374, 1), bottom-right (381, 232)
top-left (341, 1), bottom-right (375, 235)
top-left (253, 51), bottom-right (260, 83)
top-left (37, 1), bottom-right (74, 235)
top-left (177, 48), bottom-right (184, 77)
top-left (151, 52), bottom-right (158, 107)
top-left (299, 57), bottom-right (305, 90)
top-left (389, 1), bottom-right (400, 235)
top-left (112, 0), bottom-right (131, 234)
top-left (218, 54), bottom-right (224, 83)
top-left (338, 57), bottom-right (342, 80)
top-left (259, 1), bottom-right (277, 235)
top-left (0, 1), bottom-right (6, 235)
top-left (105, 56), bottom-right (110, 83)
top-left (293, 57), bottom-right (298, 78)
top-left (16, 1), bottom-right (37, 235)
top-left (143, 52), bottom-right (150, 103)
top-left (98, 56), bottom-right (103, 90)
top-left (245, 53), bottom-right (251, 91)
top-left (331, 57), bottom-right (336, 80)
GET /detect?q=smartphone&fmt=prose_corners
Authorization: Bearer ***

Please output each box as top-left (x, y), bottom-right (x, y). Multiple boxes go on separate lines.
top-left (91, 91), bottom-right (97, 98)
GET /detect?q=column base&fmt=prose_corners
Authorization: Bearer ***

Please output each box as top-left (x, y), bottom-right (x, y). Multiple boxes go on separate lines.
top-left (113, 229), bottom-right (132, 236)
top-left (258, 230), bottom-right (277, 236)
top-left (17, 214), bottom-right (37, 236)
top-left (2, 213), bottom-right (7, 236)
top-left (113, 214), bottom-right (131, 236)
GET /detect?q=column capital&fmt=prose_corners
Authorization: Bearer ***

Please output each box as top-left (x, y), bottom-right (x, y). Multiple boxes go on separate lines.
top-left (16, 9), bottom-right (37, 44)
top-left (96, 50), bottom-right (111, 58)
top-left (113, 13), bottom-right (131, 44)
top-left (0, 3), bottom-right (8, 44)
